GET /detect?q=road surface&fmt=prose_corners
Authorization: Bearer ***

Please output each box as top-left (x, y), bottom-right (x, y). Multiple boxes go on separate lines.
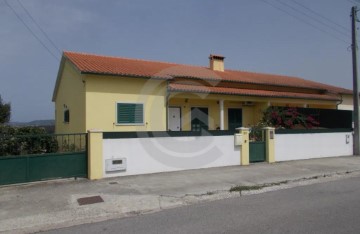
top-left (41, 175), bottom-right (360, 234)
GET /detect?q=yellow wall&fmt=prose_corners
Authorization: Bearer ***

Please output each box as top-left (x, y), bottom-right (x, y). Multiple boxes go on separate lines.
top-left (338, 94), bottom-right (353, 111)
top-left (169, 95), bottom-right (261, 130)
top-left (210, 59), bottom-right (224, 72)
top-left (169, 97), bottom-right (219, 131)
top-left (54, 60), bottom-right (86, 133)
top-left (85, 75), bottom-right (167, 131)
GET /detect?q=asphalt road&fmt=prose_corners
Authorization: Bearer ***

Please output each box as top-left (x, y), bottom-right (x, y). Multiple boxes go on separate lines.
top-left (40, 175), bottom-right (360, 234)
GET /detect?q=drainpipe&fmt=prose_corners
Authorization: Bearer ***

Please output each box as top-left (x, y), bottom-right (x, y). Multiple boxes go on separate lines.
top-left (166, 81), bottom-right (170, 131)
top-left (336, 94), bottom-right (343, 110)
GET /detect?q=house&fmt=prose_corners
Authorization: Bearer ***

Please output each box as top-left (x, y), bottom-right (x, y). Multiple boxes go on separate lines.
top-left (52, 52), bottom-right (352, 134)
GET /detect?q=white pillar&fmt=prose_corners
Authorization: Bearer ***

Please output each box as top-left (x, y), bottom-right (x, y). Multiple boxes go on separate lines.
top-left (220, 100), bottom-right (224, 130)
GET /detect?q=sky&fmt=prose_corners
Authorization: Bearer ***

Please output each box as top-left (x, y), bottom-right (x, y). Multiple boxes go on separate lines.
top-left (0, 0), bottom-right (358, 122)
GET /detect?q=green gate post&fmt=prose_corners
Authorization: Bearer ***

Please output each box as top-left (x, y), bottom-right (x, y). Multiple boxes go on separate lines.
top-left (263, 127), bottom-right (275, 163)
top-left (237, 127), bottom-right (250, 166)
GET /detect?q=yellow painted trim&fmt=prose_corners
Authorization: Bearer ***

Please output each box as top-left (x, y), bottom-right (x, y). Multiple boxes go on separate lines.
top-left (238, 127), bottom-right (250, 166)
top-left (263, 127), bottom-right (275, 163)
top-left (88, 130), bottom-right (103, 180)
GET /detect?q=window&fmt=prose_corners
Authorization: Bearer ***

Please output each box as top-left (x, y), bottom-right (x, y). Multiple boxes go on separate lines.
top-left (64, 109), bottom-right (70, 123)
top-left (191, 107), bottom-right (208, 131)
top-left (116, 103), bottom-right (144, 125)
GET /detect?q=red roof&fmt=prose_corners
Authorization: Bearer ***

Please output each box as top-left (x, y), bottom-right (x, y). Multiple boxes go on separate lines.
top-left (63, 51), bottom-right (351, 97)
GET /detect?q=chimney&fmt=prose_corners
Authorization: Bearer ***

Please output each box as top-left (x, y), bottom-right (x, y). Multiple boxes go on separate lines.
top-left (209, 54), bottom-right (225, 72)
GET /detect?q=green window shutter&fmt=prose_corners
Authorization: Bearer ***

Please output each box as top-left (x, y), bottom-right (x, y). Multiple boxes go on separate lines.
top-left (64, 109), bottom-right (70, 123)
top-left (117, 103), bottom-right (144, 124)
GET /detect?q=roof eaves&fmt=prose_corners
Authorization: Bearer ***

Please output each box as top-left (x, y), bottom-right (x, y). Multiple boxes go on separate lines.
top-left (339, 90), bottom-right (353, 95)
top-left (172, 75), bottom-right (328, 93)
top-left (168, 87), bottom-right (339, 102)
top-left (52, 56), bottom-right (67, 102)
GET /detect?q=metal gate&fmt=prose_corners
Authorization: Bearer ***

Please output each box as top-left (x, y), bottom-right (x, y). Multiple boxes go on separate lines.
top-left (0, 133), bottom-right (87, 186)
top-left (249, 141), bottom-right (266, 163)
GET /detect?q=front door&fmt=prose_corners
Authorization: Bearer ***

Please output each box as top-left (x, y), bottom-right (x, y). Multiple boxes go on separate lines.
top-left (228, 108), bottom-right (242, 131)
top-left (191, 107), bottom-right (209, 131)
top-left (168, 107), bottom-right (181, 131)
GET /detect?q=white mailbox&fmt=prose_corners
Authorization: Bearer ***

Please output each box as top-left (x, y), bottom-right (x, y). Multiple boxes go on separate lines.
top-left (105, 158), bottom-right (127, 172)
top-left (234, 134), bottom-right (243, 146)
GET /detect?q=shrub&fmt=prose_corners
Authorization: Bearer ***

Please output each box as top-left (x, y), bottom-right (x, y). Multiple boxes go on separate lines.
top-left (0, 125), bottom-right (58, 156)
top-left (249, 121), bottom-right (267, 141)
top-left (262, 106), bottom-right (319, 129)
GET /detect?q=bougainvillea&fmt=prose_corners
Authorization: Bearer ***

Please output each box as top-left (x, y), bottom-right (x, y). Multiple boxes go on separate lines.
top-left (262, 106), bottom-right (319, 129)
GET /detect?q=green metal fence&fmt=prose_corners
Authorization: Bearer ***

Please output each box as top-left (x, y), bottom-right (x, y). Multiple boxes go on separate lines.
top-left (0, 133), bottom-right (87, 156)
top-left (0, 133), bottom-right (87, 186)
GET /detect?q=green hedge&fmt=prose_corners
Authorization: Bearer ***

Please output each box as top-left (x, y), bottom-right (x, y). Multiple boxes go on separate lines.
top-left (0, 125), bottom-right (58, 156)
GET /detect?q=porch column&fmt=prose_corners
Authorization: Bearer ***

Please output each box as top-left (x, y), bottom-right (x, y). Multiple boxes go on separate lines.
top-left (219, 99), bottom-right (224, 130)
top-left (263, 127), bottom-right (275, 163)
top-left (237, 127), bottom-right (250, 166)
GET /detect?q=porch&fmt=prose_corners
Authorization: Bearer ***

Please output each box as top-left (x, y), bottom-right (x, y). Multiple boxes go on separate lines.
top-left (166, 93), bottom-right (337, 132)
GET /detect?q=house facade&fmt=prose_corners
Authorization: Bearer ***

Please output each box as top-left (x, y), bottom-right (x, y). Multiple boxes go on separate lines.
top-left (52, 52), bottom-right (352, 134)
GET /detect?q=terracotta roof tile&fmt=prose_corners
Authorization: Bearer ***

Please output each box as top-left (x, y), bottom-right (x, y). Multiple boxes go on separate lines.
top-left (168, 83), bottom-right (340, 101)
top-left (63, 51), bottom-right (351, 95)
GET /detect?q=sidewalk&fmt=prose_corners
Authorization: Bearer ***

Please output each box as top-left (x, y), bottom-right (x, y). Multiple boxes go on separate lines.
top-left (1, 156), bottom-right (360, 234)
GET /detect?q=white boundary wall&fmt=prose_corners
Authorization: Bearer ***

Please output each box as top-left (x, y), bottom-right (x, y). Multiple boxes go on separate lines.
top-left (275, 132), bottom-right (353, 161)
top-left (103, 135), bottom-right (240, 178)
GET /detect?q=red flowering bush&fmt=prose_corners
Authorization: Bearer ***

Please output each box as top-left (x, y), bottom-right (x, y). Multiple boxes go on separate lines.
top-left (262, 107), bottom-right (319, 129)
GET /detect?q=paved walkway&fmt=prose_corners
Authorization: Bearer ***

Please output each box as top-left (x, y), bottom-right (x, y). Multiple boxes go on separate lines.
top-left (1, 156), bottom-right (360, 233)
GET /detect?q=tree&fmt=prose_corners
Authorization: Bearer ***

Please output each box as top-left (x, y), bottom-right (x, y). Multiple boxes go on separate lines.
top-left (0, 95), bottom-right (11, 124)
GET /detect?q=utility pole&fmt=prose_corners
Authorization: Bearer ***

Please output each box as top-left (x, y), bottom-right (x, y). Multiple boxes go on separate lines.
top-left (351, 6), bottom-right (360, 155)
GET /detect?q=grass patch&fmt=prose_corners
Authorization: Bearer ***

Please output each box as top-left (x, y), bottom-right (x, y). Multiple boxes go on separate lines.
top-left (270, 180), bottom-right (289, 186)
top-left (229, 180), bottom-right (289, 193)
top-left (229, 185), bottom-right (265, 192)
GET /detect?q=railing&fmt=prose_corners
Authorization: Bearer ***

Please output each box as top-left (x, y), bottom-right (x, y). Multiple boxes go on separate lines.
top-left (103, 130), bottom-right (237, 139)
top-left (0, 133), bottom-right (87, 157)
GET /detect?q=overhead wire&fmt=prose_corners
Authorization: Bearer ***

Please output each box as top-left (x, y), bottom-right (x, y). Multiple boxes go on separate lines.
top-left (348, 0), bottom-right (359, 5)
top-left (275, 0), bottom-right (350, 39)
top-left (290, 0), bottom-right (350, 34)
top-left (4, 0), bottom-right (60, 61)
top-left (347, 0), bottom-right (360, 7)
top-left (16, 0), bottom-right (61, 54)
top-left (259, 0), bottom-right (350, 45)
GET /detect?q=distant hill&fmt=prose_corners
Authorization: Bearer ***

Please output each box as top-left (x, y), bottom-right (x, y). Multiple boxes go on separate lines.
top-left (6, 120), bottom-right (55, 133)
top-left (9, 119), bottom-right (55, 127)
